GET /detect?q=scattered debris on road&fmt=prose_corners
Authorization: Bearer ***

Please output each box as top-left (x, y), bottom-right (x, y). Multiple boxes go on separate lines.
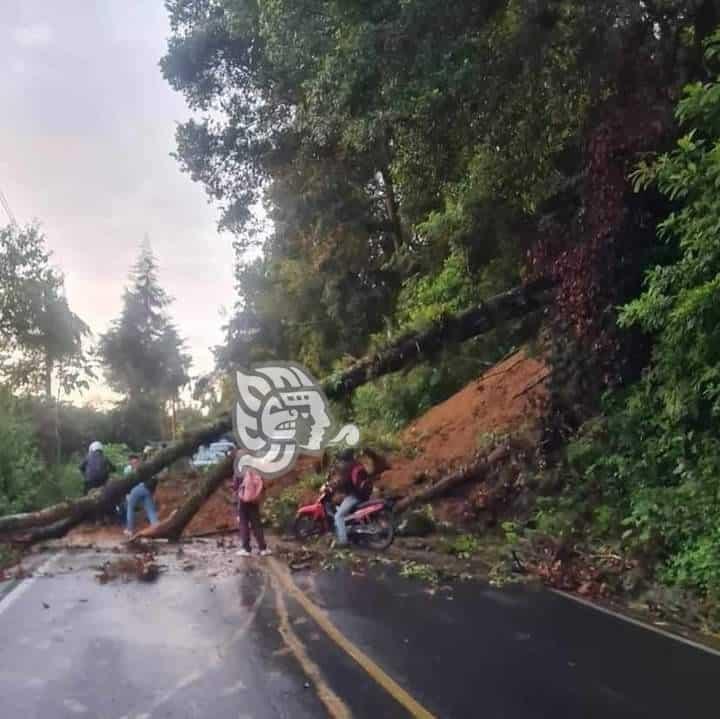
top-left (95, 553), bottom-right (161, 584)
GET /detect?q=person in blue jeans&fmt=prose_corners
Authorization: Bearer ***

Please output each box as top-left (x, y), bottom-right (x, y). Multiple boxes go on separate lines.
top-left (328, 449), bottom-right (373, 546)
top-left (123, 454), bottom-right (159, 536)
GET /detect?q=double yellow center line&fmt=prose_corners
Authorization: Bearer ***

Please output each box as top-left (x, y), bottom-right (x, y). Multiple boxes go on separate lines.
top-left (268, 557), bottom-right (436, 719)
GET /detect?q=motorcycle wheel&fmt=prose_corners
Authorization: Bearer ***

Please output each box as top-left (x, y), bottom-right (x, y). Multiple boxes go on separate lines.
top-left (293, 515), bottom-right (322, 542)
top-left (363, 510), bottom-right (395, 551)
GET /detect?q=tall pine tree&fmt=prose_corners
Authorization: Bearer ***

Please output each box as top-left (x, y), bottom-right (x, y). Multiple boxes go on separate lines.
top-left (99, 241), bottom-right (190, 443)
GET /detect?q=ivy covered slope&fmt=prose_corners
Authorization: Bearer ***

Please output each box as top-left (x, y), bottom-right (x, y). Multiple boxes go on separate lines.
top-left (539, 32), bottom-right (720, 611)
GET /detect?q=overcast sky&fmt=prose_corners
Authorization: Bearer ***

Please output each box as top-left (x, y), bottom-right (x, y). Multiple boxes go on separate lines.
top-left (1, 2), bottom-right (236, 405)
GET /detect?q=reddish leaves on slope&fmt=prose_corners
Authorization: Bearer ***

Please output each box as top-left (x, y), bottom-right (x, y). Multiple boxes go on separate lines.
top-left (528, 53), bottom-right (673, 384)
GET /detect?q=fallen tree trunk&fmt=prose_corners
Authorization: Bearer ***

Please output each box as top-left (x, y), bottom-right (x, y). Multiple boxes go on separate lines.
top-left (0, 280), bottom-right (550, 541)
top-left (394, 445), bottom-right (510, 514)
top-left (145, 283), bottom-right (549, 539)
top-left (133, 456), bottom-right (234, 542)
top-left (0, 415), bottom-right (232, 540)
top-left (19, 517), bottom-right (80, 545)
top-left (322, 279), bottom-right (551, 400)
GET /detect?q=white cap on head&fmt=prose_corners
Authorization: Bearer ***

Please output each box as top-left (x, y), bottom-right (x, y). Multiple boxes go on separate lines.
top-left (89, 441), bottom-right (103, 453)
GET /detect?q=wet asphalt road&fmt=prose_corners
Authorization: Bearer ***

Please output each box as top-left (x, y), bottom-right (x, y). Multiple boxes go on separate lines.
top-left (0, 547), bottom-right (718, 719)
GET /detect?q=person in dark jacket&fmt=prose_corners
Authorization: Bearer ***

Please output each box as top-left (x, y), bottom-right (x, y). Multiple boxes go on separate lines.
top-left (328, 448), bottom-right (372, 546)
top-left (79, 441), bottom-right (115, 495)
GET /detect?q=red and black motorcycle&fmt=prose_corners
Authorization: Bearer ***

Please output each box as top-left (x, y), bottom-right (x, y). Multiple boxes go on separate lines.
top-left (293, 484), bottom-right (395, 550)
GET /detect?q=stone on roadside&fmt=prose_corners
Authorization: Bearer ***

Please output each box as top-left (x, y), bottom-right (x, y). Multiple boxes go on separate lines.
top-left (397, 509), bottom-right (436, 537)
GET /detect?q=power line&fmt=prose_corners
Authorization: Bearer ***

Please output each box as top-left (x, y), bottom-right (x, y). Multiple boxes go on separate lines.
top-left (0, 187), bottom-right (18, 228)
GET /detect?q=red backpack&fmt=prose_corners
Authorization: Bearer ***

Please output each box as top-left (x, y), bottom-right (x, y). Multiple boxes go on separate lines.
top-left (238, 469), bottom-right (265, 504)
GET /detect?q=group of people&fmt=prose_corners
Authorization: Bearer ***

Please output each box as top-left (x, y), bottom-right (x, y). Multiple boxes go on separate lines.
top-left (80, 440), bottom-right (373, 550)
top-left (232, 447), bottom-right (372, 555)
top-left (79, 441), bottom-right (159, 536)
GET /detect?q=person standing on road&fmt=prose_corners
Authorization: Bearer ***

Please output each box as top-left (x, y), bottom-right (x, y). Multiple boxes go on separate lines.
top-left (124, 454), bottom-right (159, 537)
top-left (79, 441), bottom-right (115, 495)
top-left (328, 448), bottom-right (373, 547)
top-left (233, 463), bottom-right (271, 557)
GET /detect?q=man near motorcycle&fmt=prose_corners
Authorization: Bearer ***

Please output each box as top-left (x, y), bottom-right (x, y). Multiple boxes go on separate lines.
top-left (327, 448), bottom-right (373, 547)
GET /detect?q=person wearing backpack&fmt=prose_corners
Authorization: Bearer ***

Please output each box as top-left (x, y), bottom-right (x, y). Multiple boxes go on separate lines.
top-left (328, 448), bottom-right (373, 547)
top-left (233, 463), bottom-right (271, 557)
top-left (79, 441), bottom-right (116, 495)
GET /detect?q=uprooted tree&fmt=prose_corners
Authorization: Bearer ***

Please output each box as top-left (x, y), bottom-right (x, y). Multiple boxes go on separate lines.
top-left (0, 279), bottom-right (552, 544)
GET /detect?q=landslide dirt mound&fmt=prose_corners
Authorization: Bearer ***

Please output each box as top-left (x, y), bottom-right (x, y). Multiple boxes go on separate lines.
top-left (378, 350), bottom-right (549, 516)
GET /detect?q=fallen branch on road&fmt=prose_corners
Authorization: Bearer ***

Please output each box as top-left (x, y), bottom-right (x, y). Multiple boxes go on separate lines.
top-left (132, 456), bottom-right (234, 541)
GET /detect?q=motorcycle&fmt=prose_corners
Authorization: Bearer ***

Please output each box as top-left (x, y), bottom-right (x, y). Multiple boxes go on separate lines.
top-left (293, 484), bottom-right (395, 550)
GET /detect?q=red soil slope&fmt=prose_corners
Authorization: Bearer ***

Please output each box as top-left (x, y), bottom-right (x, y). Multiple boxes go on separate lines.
top-left (379, 350), bottom-right (549, 496)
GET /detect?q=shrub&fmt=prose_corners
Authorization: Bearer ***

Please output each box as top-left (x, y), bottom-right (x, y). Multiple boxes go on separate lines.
top-left (441, 533), bottom-right (481, 559)
top-left (263, 472), bottom-right (326, 531)
top-left (0, 390), bottom-right (46, 515)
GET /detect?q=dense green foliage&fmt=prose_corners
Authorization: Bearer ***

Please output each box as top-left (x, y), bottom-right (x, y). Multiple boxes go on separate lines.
top-left (351, 248), bottom-right (521, 432)
top-left (535, 34), bottom-right (720, 603)
top-left (0, 389), bottom-right (45, 515)
top-left (0, 390), bottom-right (84, 516)
top-left (163, 0), bottom-right (612, 419)
top-left (0, 224), bottom-right (92, 401)
top-left (0, 224), bottom-right (94, 464)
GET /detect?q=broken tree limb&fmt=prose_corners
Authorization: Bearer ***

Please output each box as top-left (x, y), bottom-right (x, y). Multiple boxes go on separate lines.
top-left (394, 444), bottom-right (510, 514)
top-left (0, 415), bottom-right (232, 539)
top-left (0, 280), bottom-right (551, 542)
top-left (133, 455), bottom-right (234, 541)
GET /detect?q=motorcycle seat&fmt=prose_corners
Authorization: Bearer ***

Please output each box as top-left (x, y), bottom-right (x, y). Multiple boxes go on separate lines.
top-left (352, 499), bottom-right (384, 511)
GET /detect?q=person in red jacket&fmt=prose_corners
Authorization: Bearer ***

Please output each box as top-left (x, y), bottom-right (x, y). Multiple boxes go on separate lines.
top-left (328, 448), bottom-right (373, 546)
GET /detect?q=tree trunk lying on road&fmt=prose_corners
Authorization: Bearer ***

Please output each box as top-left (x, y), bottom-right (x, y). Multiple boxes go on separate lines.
top-left (132, 455), bottom-right (234, 542)
top-left (393, 444), bottom-right (511, 514)
top-left (0, 280), bottom-right (551, 542)
top-left (0, 416), bottom-right (233, 541)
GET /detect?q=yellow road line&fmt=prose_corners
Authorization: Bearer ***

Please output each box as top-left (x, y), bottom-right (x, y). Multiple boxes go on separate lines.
top-left (268, 558), bottom-right (437, 719)
top-left (271, 574), bottom-right (352, 719)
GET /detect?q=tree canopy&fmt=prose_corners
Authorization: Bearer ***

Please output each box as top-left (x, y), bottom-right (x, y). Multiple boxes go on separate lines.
top-left (159, 1), bottom-right (718, 412)
top-left (0, 224), bottom-right (92, 400)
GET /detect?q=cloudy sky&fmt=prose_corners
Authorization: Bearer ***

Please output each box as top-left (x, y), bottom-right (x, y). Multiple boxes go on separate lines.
top-left (1, 2), bottom-right (237, 404)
